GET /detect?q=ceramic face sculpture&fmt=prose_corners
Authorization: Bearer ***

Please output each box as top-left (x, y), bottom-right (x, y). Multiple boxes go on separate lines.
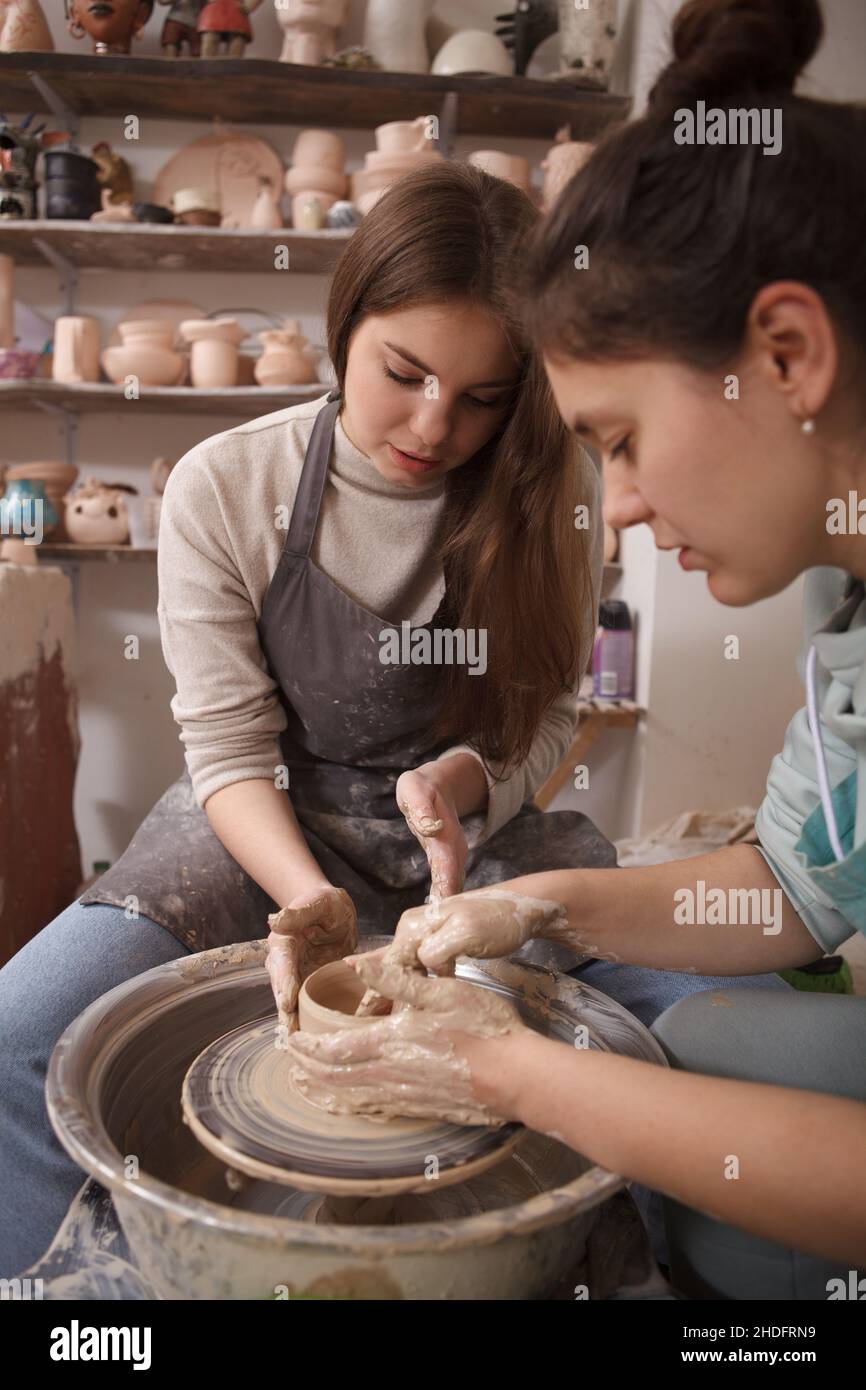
top-left (63, 477), bottom-right (131, 545)
top-left (66, 0), bottom-right (154, 53)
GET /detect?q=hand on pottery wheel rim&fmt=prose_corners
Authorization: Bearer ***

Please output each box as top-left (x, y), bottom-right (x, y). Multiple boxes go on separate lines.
top-left (286, 953), bottom-right (525, 1126)
top-left (266, 886), bottom-right (358, 1032)
top-left (389, 889), bottom-right (572, 974)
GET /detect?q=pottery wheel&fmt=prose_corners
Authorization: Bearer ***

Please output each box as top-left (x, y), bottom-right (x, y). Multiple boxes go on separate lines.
top-left (182, 1016), bottom-right (521, 1196)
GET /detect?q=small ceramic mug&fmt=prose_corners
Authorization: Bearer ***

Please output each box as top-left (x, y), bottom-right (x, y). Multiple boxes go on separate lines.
top-left (298, 959), bottom-right (381, 1036)
top-left (52, 315), bottom-right (101, 383)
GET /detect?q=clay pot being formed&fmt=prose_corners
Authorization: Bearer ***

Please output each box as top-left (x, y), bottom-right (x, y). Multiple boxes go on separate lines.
top-left (298, 959), bottom-right (383, 1035)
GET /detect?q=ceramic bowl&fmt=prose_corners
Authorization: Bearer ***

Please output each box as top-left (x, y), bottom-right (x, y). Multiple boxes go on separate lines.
top-left (102, 345), bottom-right (187, 387)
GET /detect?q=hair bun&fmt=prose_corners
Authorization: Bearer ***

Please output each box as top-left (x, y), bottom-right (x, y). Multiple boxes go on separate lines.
top-left (649, 0), bottom-right (824, 113)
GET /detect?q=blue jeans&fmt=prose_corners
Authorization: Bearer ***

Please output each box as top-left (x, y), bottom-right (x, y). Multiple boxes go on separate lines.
top-left (0, 899), bottom-right (787, 1279)
top-left (0, 902), bottom-right (190, 1278)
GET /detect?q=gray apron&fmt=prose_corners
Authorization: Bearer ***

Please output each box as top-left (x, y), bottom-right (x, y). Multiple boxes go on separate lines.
top-left (80, 391), bottom-right (616, 953)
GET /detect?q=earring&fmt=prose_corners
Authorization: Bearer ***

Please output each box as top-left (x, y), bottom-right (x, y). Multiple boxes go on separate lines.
top-left (801, 418), bottom-right (816, 435)
top-left (67, 18), bottom-right (85, 37)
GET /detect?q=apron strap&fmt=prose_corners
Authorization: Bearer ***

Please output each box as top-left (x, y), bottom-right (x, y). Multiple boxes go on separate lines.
top-left (284, 389), bottom-right (342, 557)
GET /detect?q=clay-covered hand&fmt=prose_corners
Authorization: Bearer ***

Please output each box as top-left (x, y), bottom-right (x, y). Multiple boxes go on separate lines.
top-left (285, 952), bottom-right (525, 1126)
top-left (266, 886), bottom-right (358, 1033)
top-left (389, 889), bottom-right (572, 974)
top-left (396, 764), bottom-right (468, 901)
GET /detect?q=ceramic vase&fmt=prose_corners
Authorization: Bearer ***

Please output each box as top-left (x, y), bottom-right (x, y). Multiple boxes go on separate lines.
top-left (0, 476), bottom-right (58, 539)
top-left (254, 320), bottom-right (320, 386)
top-left (249, 176), bottom-right (284, 230)
top-left (363, 0), bottom-right (433, 74)
top-left (179, 318), bottom-right (246, 388)
top-left (102, 319), bottom-right (187, 386)
top-left (4, 461), bottom-right (78, 538)
top-left (52, 315), bottom-right (102, 384)
top-left (275, 0), bottom-right (349, 65)
top-left (0, 0), bottom-right (53, 54)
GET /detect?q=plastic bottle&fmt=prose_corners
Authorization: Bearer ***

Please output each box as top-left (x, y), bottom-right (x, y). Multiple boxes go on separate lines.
top-left (592, 599), bottom-right (634, 699)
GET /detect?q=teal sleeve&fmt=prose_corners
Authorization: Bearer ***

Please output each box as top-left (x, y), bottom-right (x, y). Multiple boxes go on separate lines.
top-left (755, 702), bottom-right (859, 954)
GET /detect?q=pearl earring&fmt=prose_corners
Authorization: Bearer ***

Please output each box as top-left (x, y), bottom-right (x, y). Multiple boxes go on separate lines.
top-left (801, 418), bottom-right (816, 435)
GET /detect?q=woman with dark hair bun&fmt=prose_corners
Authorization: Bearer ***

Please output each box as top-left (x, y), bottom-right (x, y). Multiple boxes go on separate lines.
top-left (286, 0), bottom-right (866, 1298)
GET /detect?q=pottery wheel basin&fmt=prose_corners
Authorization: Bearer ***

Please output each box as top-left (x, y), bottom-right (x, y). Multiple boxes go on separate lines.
top-left (46, 938), bottom-right (666, 1300)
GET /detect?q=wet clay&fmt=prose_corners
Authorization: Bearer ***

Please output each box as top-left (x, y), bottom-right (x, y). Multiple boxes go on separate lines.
top-left (182, 1011), bottom-right (521, 1196)
top-left (287, 953), bottom-right (521, 1127)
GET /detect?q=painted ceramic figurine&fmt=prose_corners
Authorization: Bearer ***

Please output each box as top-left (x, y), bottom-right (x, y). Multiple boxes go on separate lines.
top-left (0, 0), bottom-right (53, 52)
top-left (66, 0), bottom-right (154, 54)
top-left (275, 0), bottom-right (349, 66)
top-left (91, 141), bottom-right (134, 207)
top-left (197, 0), bottom-right (263, 55)
top-left (157, 0), bottom-right (205, 55)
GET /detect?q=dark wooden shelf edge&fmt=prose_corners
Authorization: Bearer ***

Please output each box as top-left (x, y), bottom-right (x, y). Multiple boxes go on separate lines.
top-left (0, 52), bottom-right (630, 140)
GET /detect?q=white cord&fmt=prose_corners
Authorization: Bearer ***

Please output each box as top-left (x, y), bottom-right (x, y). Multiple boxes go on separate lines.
top-left (805, 644), bottom-right (846, 864)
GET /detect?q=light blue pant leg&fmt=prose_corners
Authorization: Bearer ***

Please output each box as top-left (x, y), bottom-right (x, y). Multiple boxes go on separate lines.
top-left (572, 959), bottom-right (792, 1266)
top-left (0, 902), bottom-right (190, 1278)
top-left (651, 988), bottom-right (866, 1299)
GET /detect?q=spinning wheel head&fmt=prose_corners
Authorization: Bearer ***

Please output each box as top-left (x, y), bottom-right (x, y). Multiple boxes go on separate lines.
top-left (182, 1016), bottom-right (521, 1196)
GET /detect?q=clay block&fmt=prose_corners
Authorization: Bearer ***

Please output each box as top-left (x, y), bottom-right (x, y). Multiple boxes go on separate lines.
top-left (0, 564), bottom-right (82, 963)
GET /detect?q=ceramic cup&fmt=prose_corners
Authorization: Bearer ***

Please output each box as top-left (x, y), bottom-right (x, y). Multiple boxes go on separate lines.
top-left (297, 959), bottom-right (381, 1035)
top-left (52, 316), bottom-right (101, 383)
top-left (291, 129), bottom-right (346, 173)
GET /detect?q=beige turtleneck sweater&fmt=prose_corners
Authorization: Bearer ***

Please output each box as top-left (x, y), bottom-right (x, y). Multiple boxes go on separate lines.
top-left (157, 394), bottom-right (602, 840)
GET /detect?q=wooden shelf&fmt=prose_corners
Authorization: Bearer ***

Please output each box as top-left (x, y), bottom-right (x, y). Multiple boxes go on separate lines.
top-left (0, 221), bottom-right (352, 274)
top-left (535, 698), bottom-right (644, 810)
top-left (0, 53), bottom-right (629, 140)
top-left (37, 543), bottom-right (156, 562)
top-left (0, 379), bottom-right (329, 416)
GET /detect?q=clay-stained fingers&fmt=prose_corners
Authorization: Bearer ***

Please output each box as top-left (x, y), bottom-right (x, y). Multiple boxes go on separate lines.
top-left (352, 952), bottom-right (492, 1015)
top-left (424, 832), bottom-right (465, 901)
top-left (265, 931), bottom-right (302, 1025)
top-left (286, 1018), bottom-right (400, 1065)
top-left (396, 785), bottom-right (445, 842)
top-left (267, 887), bottom-right (357, 939)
